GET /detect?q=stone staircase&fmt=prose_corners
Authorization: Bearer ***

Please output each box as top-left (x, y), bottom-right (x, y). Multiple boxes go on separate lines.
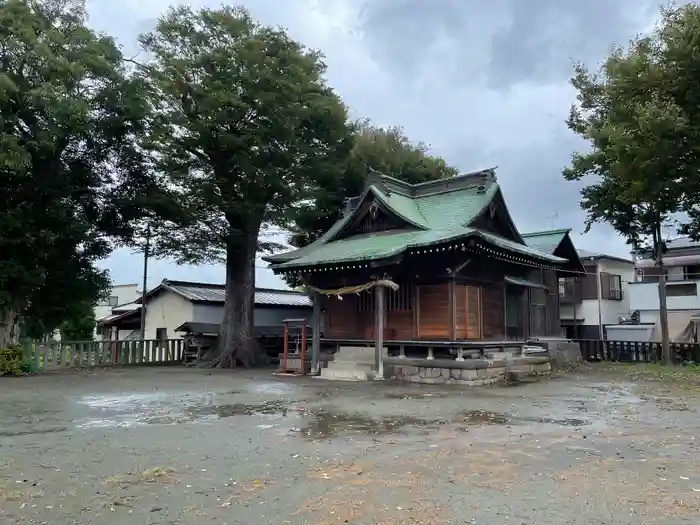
top-left (319, 346), bottom-right (380, 381)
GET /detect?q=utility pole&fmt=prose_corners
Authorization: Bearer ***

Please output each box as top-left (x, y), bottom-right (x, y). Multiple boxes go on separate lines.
top-left (139, 224), bottom-right (151, 342)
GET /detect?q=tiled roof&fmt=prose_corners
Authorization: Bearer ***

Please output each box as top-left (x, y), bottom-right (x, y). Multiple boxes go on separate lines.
top-left (521, 229), bottom-right (571, 255)
top-left (270, 170), bottom-right (567, 271)
top-left (265, 170), bottom-right (499, 264)
top-left (142, 280), bottom-right (311, 307)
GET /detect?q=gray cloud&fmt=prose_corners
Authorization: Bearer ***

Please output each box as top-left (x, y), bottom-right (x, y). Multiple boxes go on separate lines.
top-left (358, 0), bottom-right (660, 87)
top-left (89, 0), bottom-right (652, 286)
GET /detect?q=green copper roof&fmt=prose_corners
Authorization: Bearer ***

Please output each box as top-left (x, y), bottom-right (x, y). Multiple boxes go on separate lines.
top-left (267, 170), bottom-right (569, 271)
top-left (267, 174), bottom-right (500, 265)
top-left (521, 228), bottom-right (572, 255)
top-left (274, 227), bottom-right (566, 270)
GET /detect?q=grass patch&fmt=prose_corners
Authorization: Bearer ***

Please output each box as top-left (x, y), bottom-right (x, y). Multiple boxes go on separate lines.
top-left (585, 362), bottom-right (700, 394)
top-left (105, 466), bottom-right (179, 486)
top-left (0, 484), bottom-right (43, 502)
top-left (590, 362), bottom-right (700, 381)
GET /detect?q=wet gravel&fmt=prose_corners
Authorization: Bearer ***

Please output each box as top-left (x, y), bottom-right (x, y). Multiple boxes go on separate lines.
top-left (1, 367), bottom-right (699, 524)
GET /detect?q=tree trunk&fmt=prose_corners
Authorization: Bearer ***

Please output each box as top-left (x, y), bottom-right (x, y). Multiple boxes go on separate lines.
top-left (656, 239), bottom-right (672, 365)
top-left (206, 223), bottom-right (268, 368)
top-left (0, 308), bottom-right (20, 348)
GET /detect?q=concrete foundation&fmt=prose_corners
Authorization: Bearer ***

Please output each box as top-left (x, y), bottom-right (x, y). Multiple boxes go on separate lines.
top-left (385, 356), bottom-right (551, 386)
top-left (526, 338), bottom-right (582, 369)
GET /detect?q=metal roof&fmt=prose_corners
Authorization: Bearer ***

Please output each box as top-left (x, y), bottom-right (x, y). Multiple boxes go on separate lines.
top-left (144, 280), bottom-right (311, 307)
top-left (520, 229), bottom-right (571, 255)
top-left (577, 249), bottom-right (634, 264)
top-left (97, 306), bottom-right (141, 326)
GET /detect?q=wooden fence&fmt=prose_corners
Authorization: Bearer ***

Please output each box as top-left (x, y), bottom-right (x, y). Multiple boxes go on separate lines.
top-left (24, 339), bottom-right (185, 372)
top-left (575, 339), bottom-right (700, 364)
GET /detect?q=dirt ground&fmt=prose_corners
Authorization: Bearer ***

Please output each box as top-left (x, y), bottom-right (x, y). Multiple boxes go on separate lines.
top-left (1, 366), bottom-right (700, 525)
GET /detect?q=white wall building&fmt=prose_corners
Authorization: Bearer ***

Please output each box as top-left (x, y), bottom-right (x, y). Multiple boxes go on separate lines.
top-left (627, 237), bottom-right (700, 324)
top-left (94, 283), bottom-right (141, 340)
top-left (522, 229), bottom-right (635, 339)
top-left (97, 279), bottom-right (312, 341)
top-left (558, 250), bottom-right (636, 339)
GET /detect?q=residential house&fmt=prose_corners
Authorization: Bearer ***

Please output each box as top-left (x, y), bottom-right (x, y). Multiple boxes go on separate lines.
top-left (264, 169), bottom-right (585, 344)
top-left (94, 283), bottom-right (141, 339)
top-left (522, 229), bottom-right (635, 339)
top-left (97, 279), bottom-right (312, 341)
top-left (629, 237), bottom-right (700, 325)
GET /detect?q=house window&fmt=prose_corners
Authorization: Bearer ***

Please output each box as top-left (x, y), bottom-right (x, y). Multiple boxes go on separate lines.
top-left (100, 296), bottom-right (118, 306)
top-left (558, 277), bottom-right (578, 300)
top-left (684, 264), bottom-right (700, 280)
top-left (600, 273), bottom-right (622, 300)
top-left (666, 283), bottom-right (697, 297)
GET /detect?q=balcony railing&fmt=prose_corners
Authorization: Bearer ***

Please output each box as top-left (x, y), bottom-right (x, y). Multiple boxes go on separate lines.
top-left (602, 288), bottom-right (623, 301)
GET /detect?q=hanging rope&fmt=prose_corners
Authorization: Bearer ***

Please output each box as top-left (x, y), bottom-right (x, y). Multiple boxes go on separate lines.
top-left (304, 278), bottom-right (398, 297)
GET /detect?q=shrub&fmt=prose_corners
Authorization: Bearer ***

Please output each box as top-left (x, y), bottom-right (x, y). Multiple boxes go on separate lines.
top-left (0, 345), bottom-right (24, 376)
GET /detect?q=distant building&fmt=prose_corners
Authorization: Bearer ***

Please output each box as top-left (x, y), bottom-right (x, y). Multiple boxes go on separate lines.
top-left (97, 279), bottom-right (312, 341)
top-left (523, 229), bottom-right (635, 339)
top-left (629, 237), bottom-right (700, 324)
top-left (94, 283), bottom-right (141, 340)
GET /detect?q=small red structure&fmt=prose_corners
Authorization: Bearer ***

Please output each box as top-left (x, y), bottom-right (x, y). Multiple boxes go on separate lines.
top-left (278, 318), bottom-right (307, 376)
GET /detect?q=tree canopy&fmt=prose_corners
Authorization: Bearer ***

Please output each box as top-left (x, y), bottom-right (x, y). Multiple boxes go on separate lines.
top-left (0, 1), bottom-right (467, 363)
top-left (563, 4), bottom-right (700, 364)
top-left (136, 5), bottom-right (352, 366)
top-left (0, 0), bottom-right (150, 345)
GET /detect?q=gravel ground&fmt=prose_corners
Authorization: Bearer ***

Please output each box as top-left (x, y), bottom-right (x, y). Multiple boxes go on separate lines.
top-left (1, 366), bottom-right (700, 524)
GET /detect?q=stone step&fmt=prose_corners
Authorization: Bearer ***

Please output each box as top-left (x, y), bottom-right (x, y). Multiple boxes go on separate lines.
top-left (319, 368), bottom-right (372, 381)
top-left (326, 362), bottom-right (375, 372)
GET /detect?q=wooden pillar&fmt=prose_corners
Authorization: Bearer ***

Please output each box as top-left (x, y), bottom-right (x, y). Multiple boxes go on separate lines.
top-left (311, 292), bottom-right (321, 375)
top-left (572, 277), bottom-right (578, 339)
top-left (448, 278), bottom-right (456, 340)
top-left (375, 285), bottom-right (385, 379)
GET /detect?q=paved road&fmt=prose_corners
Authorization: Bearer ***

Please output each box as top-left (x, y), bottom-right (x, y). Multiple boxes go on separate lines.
top-left (1, 367), bottom-right (699, 524)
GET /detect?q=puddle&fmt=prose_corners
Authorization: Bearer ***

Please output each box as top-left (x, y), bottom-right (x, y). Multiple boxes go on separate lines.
top-left (459, 410), bottom-right (510, 425)
top-left (184, 400), bottom-right (289, 418)
top-left (458, 410), bottom-right (590, 427)
top-left (0, 427), bottom-right (68, 437)
top-left (299, 410), bottom-right (434, 439)
top-left (248, 382), bottom-right (293, 395)
top-left (75, 399), bottom-right (292, 428)
top-left (384, 392), bottom-right (448, 400)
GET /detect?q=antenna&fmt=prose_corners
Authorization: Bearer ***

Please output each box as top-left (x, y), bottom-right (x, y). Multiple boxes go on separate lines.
top-left (548, 212), bottom-right (559, 228)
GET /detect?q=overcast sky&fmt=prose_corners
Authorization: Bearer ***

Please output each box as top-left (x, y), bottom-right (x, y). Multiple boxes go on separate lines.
top-left (90, 0), bottom-right (663, 290)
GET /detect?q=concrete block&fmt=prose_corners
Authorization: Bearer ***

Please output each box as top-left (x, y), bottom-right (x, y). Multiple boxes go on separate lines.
top-left (429, 367), bottom-right (443, 378)
top-left (477, 367), bottom-right (506, 380)
top-left (460, 369), bottom-right (477, 381)
top-left (335, 346), bottom-right (376, 365)
top-left (319, 368), bottom-right (370, 381)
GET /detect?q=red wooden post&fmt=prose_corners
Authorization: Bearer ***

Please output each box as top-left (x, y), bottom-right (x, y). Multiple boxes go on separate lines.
top-left (283, 320), bottom-right (289, 371)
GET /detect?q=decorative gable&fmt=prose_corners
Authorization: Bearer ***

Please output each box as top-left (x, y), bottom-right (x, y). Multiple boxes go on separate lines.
top-left (468, 190), bottom-right (522, 243)
top-left (337, 195), bottom-right (412, 239)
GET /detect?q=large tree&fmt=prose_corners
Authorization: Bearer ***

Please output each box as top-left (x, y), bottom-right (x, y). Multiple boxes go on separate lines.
top-left (137, 5), bottom-right (351, 366)
top-left (0, 0), bottom-right (151, 344)
top-left (288, 121), bottom-right (459, 248)
top-left (563, 4), bottom-right (700, 364)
